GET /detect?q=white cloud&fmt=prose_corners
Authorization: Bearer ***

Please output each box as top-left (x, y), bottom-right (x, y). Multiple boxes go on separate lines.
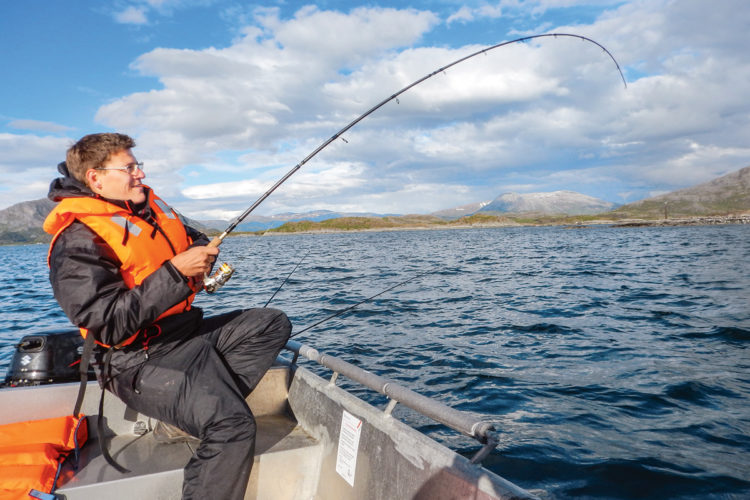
top-left (114, 6), bottom-right (149, 25)
top-left (0, 134), bottom-right (70, 174)
top-left (617, 190), bottom-right (635, 202)
top-left (97, 7), bottom-right (440, 154)
top-left (648, 190), bottom-right (670, 198)
top-left (499, 183), bottom-right (539, 193)
top-left (455, 0), bottom-right (623, 24)
top-left (0, 133), bottom-right (71, 209)
top-left (183, 161), bottom-right (367, 202)
top-left (8, 120), bottom-right (73, 134)
top-left (645, 141), bottom-right (750, 187)
top-left (113, 0), bottom-right (213, 24)
top-left (68, 1), bottom-right (750, 218)
top-left (447, 6), bottom-right (475, 25)
top-left (477, 4), bottom-right (504, 18)
top-left (346, 182), bottom-right (476, 214)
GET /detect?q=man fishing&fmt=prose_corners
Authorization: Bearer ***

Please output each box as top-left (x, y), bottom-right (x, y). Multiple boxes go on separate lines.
top-left (43, 132), bottom-right (291, 500)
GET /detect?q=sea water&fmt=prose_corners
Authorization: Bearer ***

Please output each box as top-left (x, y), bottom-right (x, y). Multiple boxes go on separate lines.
top-left (1, 224), bottom-right (748, 499)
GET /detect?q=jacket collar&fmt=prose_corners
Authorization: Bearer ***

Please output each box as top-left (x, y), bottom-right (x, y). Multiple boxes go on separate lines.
top-left (48, 161), bottom-right (152, 217)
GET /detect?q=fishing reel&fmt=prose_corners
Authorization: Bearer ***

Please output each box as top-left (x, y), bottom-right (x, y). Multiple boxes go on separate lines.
top-left (204, 262), bottom-right (235, 293)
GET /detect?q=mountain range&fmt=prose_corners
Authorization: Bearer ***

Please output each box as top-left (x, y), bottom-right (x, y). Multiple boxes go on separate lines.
top-left (482, 191), bottom-right (617, 215)
top-left (1, 165), bottom-right (747, 245)
top-left (611, 165), bottom-right (750, 218)
top-left (0, 198), bottom-right (56, 244)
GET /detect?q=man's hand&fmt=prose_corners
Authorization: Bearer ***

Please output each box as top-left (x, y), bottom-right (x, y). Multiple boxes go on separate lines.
top-left (170, 246), bottom-right (219, 279)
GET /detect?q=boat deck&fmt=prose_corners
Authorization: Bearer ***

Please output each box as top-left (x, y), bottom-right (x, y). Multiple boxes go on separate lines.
top-left (60, 413), bottom-right (320, 499)
top-left (54, 364), bottom-right (322, 500)
top-left (2, 349), bottom-right (539, 500)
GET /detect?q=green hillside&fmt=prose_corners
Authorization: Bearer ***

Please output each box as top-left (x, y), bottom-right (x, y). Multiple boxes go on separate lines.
top-left (260, 213), bottom-right (520, 234)
top-left (610, 166), bottom-right (750, 219)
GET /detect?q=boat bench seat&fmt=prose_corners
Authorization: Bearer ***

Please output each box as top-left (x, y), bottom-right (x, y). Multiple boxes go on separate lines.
top-left (56, 414), bottom-right (321, 500)
top-left (55, 365), bottom-right (323, 499)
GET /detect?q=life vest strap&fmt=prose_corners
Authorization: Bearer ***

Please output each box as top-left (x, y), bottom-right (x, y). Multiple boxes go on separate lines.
top-left (29, 488), bottom-right (61, 500)
top-left (73, 332), bottom-right (96, 417)
top-left (97, 347), bottom-right (130, 474)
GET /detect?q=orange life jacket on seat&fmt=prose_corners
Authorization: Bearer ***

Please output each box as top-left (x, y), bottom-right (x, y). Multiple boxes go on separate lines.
top-left (0, 414), bottom-right (88, 500)
top-left (44, 189), bottom-right (198, 347)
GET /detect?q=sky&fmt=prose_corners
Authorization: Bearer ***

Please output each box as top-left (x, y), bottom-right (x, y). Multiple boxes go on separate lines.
top-left (1, 0), bottom-right (749, 220)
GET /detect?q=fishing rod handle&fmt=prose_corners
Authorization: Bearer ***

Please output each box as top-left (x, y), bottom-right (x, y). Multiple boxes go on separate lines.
top-left (207, 235), bottom-right (224, 248)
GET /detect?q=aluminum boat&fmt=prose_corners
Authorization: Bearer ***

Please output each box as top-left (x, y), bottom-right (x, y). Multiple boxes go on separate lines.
top-left (1, 332), bottom-right (539, 499)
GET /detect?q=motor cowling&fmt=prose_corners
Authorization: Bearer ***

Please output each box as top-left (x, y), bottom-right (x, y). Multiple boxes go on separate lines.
top-left (2, 331), bottom-right (95, 387)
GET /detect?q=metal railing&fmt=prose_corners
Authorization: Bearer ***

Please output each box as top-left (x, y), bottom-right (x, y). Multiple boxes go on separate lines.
top-left (284, 339), bottom-right (498, 464)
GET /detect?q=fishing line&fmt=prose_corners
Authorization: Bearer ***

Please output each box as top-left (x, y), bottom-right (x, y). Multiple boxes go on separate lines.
top-left (203, 33), bottom-right (626, 292)
top-left (264, 249), bottom-right (311, 307)
top-left (207, 33), bottom-right (626, 247)
top-left (290, 268), bottom-right (434, 338)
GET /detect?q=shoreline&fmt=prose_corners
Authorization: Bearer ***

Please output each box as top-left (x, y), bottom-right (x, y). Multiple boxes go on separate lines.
top-left (2, 215), bottom-right (748, 246)
top-left (234, 214), bottom-right (750, 237)
top-left (611, 215), bottom-right (750, 228)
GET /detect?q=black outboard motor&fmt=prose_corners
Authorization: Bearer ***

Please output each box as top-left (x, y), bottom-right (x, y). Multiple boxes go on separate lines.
top-left (2, 330), bottom-right (95, 387)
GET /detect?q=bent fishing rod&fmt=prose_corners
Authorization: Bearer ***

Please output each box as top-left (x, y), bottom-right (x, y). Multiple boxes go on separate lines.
top-left (203, 33), bottom-right (627, 292)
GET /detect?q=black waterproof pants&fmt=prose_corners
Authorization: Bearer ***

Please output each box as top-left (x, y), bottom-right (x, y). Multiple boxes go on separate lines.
top-left (106, 307), bottom-right (292, 500)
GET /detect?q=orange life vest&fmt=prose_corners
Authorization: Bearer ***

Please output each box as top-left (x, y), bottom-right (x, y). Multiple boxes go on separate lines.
top-left (0, 414), bottom-right (88, 499)
top-left (44, 189), bottom-right (198, 347)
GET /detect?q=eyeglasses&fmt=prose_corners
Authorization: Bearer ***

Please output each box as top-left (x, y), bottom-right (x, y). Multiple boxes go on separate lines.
top-left (95, 162), bottom-right (144, 175)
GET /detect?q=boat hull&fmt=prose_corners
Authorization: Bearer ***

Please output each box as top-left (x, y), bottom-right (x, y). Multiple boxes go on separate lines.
top-left (0, 348), bottom-right (538, 499)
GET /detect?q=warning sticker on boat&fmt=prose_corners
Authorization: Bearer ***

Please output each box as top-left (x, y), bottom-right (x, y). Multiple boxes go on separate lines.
top-left (336, 410), bottom-right (362, 486)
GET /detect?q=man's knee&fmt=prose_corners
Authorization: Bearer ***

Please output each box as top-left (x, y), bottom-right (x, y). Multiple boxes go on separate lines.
top-left (205, 412), bottom-right (256, 443)
top-left (267, 308), bottom-right (292, 341)
top-left (242, 307), bottom-right (291, 342)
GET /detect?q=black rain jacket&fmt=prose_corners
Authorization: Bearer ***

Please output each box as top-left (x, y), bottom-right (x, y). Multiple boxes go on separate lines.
top-left (47, 162), bottom-right (209, 355)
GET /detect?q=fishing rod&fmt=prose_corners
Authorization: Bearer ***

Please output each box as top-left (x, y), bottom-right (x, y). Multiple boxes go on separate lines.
top-left (290, 268), bottom-right (434, 338)
top-left (203, 33), bottom-right (627, 292)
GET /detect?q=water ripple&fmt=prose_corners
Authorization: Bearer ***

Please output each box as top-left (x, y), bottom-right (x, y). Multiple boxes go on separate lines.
top-left (1, 226), bottom-right (749, 499)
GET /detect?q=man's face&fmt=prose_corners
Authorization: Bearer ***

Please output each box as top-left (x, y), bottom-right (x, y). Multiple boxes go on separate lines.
top-left (94, 149), bottom-right (146, 204)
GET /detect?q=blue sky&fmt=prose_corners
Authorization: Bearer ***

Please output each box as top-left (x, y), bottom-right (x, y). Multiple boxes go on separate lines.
top-left (1, 0), bottom-right (748, 219)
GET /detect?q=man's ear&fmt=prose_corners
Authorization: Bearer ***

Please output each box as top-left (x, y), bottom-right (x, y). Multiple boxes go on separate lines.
top-left (86, 169), bottom-right (102, 191)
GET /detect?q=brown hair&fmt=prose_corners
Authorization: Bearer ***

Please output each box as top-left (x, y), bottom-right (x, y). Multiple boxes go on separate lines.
top-left (66, 133), bottom-right (136, 185)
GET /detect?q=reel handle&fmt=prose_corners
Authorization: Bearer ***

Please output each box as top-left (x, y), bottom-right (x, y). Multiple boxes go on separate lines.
top-left (204, 235), bottom-right (232, 293)
top-left (204, 262), bottom-right (235, 293)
